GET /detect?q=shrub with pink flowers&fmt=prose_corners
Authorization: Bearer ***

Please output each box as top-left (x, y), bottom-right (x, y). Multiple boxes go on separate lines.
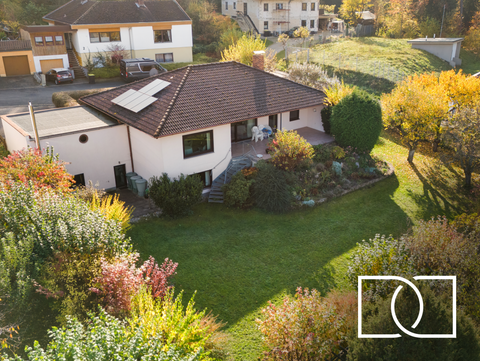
top-left (0, 147), bottom-right (73, 192)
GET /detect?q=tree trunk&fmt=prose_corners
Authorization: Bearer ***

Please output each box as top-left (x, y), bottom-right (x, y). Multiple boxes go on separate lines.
top-left (464, 169), bottom-right (472, 188)
top-left (432, 138), bottom-right (440, 152)
top-left (407, 148), bottom-right (416, 163)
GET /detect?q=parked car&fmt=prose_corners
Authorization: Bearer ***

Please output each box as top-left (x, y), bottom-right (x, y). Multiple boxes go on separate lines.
top-left (45, 68), bottom-right (74, 85)
top-left (283, 26), bottom-right (300, 37)
top-left (120, 58), bottom-right (167, 82)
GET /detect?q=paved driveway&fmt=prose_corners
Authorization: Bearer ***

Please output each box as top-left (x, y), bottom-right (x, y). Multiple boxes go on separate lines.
top-left (0, 76), bottom-right (124, 137)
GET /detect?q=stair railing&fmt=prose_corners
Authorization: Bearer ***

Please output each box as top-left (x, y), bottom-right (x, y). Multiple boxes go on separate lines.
top-left (71, 44), bottom-right (83, 67)
top-left (212, 148), bottom-right (231, 171)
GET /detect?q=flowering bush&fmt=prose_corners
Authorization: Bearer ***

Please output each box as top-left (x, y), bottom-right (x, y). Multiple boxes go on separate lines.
top-left (256, 288), bottom-right (353, 360)
top-left (90, 192), bottom-right (134, 233)
top-left (269, 130), bottom-right (314, 171)
top-left (0, 147), bottom-right (73, 192)
top-left (90, 254), bottom-right (177, 317)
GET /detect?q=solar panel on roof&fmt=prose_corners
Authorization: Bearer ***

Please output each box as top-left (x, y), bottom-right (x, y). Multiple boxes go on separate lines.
top-left (111, 79), bottom-right (171, 113)
top-left (138, 79), bottom-right (171, 96)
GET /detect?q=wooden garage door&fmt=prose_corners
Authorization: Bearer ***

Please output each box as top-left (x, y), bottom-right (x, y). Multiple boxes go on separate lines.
top-left (40, 59), bottom-right (64, 74)
top-left (3, 55), bottom-right (30, 76)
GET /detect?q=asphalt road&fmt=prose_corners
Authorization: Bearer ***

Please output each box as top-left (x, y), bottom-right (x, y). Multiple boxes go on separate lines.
top-left (0, 76), bottom-right (124, 137)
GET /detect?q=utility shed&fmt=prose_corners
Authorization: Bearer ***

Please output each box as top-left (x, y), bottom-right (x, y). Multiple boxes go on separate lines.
top-left (407, 38), bottom-right (463, 67)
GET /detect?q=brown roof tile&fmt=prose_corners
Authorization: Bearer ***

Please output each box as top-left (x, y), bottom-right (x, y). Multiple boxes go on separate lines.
top-left (80, 61), bottom-right (326, 138)
top-left (43, 0), bottom-right (190, 25)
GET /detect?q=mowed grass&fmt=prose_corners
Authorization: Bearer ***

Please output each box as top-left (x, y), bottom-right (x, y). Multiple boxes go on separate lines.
top-left (129, 131), bottom-right (474, 360)
top-left (305, 37), bottom-right (479, 96)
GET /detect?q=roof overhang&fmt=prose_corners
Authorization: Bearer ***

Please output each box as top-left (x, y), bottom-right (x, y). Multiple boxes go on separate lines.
top-left (22, 25), bottom-right (76, 33)
top-left (70, 20), bottom-right (191, 29)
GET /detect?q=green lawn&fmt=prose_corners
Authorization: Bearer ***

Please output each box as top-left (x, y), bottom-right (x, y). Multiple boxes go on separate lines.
top-left (303, 37), bottom-right (480, 96)
top-left (128, 132), bottom-right (473, 360)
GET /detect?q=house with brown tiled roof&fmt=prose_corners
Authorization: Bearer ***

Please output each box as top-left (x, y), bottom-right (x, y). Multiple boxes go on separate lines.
top-left (1, 58), bottom-right (332, 194)
top-left (42, 0), bottom-right (192, 69)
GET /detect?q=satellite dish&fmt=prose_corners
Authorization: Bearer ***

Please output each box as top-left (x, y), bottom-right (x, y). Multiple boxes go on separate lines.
top-left (149, 68), bottom-right (159, 76)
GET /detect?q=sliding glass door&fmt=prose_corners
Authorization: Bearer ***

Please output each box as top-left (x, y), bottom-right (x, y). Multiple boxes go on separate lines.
top-left (231, 119), bottom-right (257, 142)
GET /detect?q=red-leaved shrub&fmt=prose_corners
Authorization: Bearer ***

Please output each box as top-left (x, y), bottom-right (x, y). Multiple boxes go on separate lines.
top-left (142, 256), bottom-right (178, 300)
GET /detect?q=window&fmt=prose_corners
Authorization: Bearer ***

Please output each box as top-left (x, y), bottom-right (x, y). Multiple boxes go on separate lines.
top-left (311, 2), bottom-right (315, 10)
top-left (79, 134), bottom-right (89, 143)
top-left (73, 173), bottom-right (86, 187)
top-left (264, 21), bottom-right (268, 29)
top-left (34, 36), bottom-right (44, 46)
top-left (183, 130), bottom-right (213, 158)
top-left (264, 3), bottom-right (268, 10)
top-left (233, 2), bottom-right (236, 9)
top-left (225, 1), bottom-right (228, 9)
top-left (302, 3), bottom-right (307, 10)
top-left (55, 35), bottom-right (64, 45)
top-left (89, 31), bottom-right (120, 43)
top-left (269, 114), bottom-right (278, 130)
top-left (154, 29), bottom-right (172, 43)
top-left (276, 3), bottom-right (283, 9)
top-left (301, 20), bottom-right (307, 27)
top-left (192, 170), bottom-right (212, 188)
top-left (310, 20), bottom-right (315, 28)
top-left (290, 110), bottom-right (300, 121)
top-left (156, 53), bottom-right (174, 63)
top-left (44, 36), bottom-right (54, 46)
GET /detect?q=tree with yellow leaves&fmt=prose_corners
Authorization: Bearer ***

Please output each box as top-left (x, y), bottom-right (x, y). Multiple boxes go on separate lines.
top-left (221, 34), bottom-right (278, 71)
top-left (293, 26), bottom-right (310, 47)
top-left (381, 73), bottom-right (449, 162)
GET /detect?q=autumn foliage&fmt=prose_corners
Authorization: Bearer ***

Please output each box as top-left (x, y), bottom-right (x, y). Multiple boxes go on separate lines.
top-left (0, 147), bottom-right (73, 192)
top-left (269, 130), bottom-right (314, 171)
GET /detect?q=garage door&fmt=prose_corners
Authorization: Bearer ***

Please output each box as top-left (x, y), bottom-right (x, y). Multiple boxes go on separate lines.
top-left (3, 55), bottom-right (30, 76)
top-left (40, 59), bottom-right (64, 74)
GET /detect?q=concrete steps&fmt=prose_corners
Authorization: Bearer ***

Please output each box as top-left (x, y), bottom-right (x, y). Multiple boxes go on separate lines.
top-left (208, 156), bottom-right (253, 203)
top-left (67, 49), bottom-right (86, 79)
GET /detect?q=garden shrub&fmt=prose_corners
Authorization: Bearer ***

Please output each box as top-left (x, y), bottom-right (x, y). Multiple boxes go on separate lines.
top-left (330, 90), bottom-right (382, 152)
top-left (348, 285), bottom-right (480, 361)
top-left (223, 172), bottom-right (252, 208)
top-left (257, 287), bottom-right (352, 360)
top-left (90, 192), bottom-right (134, 233)
top-left (269, 130), bottom-right (314, 171)
top-left (347, 235), bottom-right (414, 301)
top-left (149, 173), bottom-right (203, 218)
top-left (253, 162), bottom-right (291, 212)
top-left (129, 287), bottom-right (225, 358)
top-left (52, 92), bottom-right (78, 107)
top-left (321, 106), bottom-right (332, 134)
top-left (0, 147), bottom-right (73, 192)
top-left (1, 309), bottom-right (203, 361)
top-left (312, 144), bottom-right (332, 163)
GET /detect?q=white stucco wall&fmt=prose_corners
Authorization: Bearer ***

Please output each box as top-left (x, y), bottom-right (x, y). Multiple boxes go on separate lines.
top-left (130, 124), bottom-right (231, 184)
top-left (1, 119), bottom-right (28, 151)
top-left (73, 24), bottom-right (193, 63)
top-left (278, 106), bottom-right (324, 132)
top-left (33, 54), bottom-right (69, 73)
top-left (39, 125), bottom-right (132, 190)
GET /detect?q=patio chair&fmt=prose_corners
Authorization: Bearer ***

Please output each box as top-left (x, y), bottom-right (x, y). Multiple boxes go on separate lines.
top-left (251, 126), bottom-right (264, 142)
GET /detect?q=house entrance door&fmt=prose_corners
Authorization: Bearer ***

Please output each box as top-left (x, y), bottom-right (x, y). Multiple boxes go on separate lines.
top-left (244, 2), bottom-right (247, 15)
top-left (231, 119), bottom-right (257, 142)
top-left (65, 33), bottom-right (72, 50)
top-left (114, 164), bottom-right (127, 188)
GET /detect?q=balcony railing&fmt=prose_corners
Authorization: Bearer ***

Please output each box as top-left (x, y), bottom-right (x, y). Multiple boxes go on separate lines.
top-left (0, 39), bottom-right (32, 52)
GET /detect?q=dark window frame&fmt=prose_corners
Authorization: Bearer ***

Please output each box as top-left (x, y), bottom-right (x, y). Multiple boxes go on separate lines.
top-left (290, 110), bottom-right (300, 121)
top-left (153, 29), bottom-right (172, 43)
top-left (54, 35), bottom-right (64, 45)
top-left (225, 1), bottom-right (228, 9)
top-left (310, 19), bottom-right (315, 28)
top-left (302, 2), bottom-right (307, 10)
top-left (183, 130), bottom-right (214, 159)
top-left (233, 2), bottom-right (236, 9)
top-left (264, 3), bottom-right (268, 10)
top-left (301, 20), bottom-right (307, 27)
top-left (191, 169), bottom-right (213, 188)
top-left (264, 21), bottom-right (268, 29)
top-left (89, 31), bottom-right (121, 43)
top-left (276, 3), bottom-right (283, 9)
top-left (44, 36), bottom-right (54, 46)
top-left (34, 36), bottom-right (44, 46)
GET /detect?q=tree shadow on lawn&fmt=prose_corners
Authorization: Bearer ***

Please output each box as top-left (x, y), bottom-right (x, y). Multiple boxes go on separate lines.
top-left (129, 175), bottom-right (408, 329)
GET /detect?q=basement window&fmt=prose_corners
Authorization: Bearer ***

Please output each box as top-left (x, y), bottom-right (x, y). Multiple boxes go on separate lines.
top-left (191, 170), bottom-right (212, 188)
top-left (155, 53), bottom-right (174, 63)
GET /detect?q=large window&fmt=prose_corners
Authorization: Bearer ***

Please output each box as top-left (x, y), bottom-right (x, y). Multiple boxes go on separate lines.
top-left (290, 110), bottom-right (300, 121)
top-left (311, 2), bottom-right (315, 10)
top-left (183, 130), bottom-right (214, 158)
top-left (310, 20), bottom-right (315, 28)
top-left (156, 53), bottom-right (174, 63)
top-left (154, 29), bottom-right (172, 43)
top-left (89, 31), bottom-right (120, 43)
top-left (302, 3), bottom-right (307, 10)
top-left (264, 3), bottom-right (268, 10)
top-left (276, 3), bottom-right (284, 9)
top-left (301, 20), bottom-right (307, 27)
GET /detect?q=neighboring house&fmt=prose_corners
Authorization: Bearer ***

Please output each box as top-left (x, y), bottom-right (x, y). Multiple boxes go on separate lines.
top-left (20, 25), bottom-right (73, 73)
top-left (0, 39), bottom-right (35, 76)
top-left (408, 38), bottom-right (463, 67)
top-left (223, 0), bottom-right (321, 36)
top-left (42, 0), bottom-right (193, 67)
top-left (1, 57), bottom-right (328, 191)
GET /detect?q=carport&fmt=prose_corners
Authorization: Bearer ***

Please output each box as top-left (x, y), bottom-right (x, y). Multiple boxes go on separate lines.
top-left (0, 40), bottom-right (34, 76)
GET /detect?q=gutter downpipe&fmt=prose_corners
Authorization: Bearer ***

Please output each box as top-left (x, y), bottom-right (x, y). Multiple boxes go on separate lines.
top-left (127, 126), bottom-right (135, 172)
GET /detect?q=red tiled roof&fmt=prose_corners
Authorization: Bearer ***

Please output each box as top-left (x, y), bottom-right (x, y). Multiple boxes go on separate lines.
top-left (43, 0), bottom-right (190, 25)
top-left (80, 61), bottom-right (326, 138)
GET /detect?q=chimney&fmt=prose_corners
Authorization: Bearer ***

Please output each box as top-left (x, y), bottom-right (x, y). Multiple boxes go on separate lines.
top-left (252, 50), bottom-right (265, 71)
top-left (136, 0), bottom-right (145, 7)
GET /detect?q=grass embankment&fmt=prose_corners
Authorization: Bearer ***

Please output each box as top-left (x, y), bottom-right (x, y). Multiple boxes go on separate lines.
top-left (303, 37), bottom-right (480, 96)
top-left (129, 132), bottom-right (474, 360)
